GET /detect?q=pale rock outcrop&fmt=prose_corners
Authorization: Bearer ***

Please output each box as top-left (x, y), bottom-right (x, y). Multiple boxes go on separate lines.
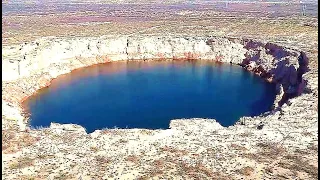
top-left (50, 123), bottom-right (87, 134)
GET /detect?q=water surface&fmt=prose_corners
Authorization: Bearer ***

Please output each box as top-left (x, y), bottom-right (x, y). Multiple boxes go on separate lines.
top-left (24, 60), bottom-right (276, 133)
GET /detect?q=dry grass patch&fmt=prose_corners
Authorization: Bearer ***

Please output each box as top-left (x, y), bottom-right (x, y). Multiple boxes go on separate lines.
top-left (281, 154), bottom-right (318, 179)
top-left (239, 131), bottom-right (253, 137)
top-left (265, 166), bottom-right (274, 174)
top-left (55, 172), bottom-right (73, 180)
top-left (18, 133), bottom-right (40, 147)
top-left (302, 131), bottom-right (314, 137)
top-left (147, 168), bottom-right (164, 178)
top-left (119, 138), bottom-right (128, 143)
top-left (237, 166), bottom-right (254, 176)
top-left (9, 156), bottom-right (34, 170)
top-left (61, 133), bottom-right (80, 143)
top-left (137, 169), bottom-right (164, 180)
top-left (176, 162), bottom-right (231, 179)
top-left (256, 142), bottom-right (286, 159)
top-left (17, 175), bottom-right (37, 180)
top-left (152, 159), bottom-right (165, 169)
top-left (230, 144), bottom-right (248, 151)
top-left (126, 155), bottom-right (139, 164)
top-left (160, 146), bottom-right (188, 156)
top-left (36, 153), bottom-right (55, 159)
top-left (243, 142), bottom-right (287, 163)
top-left (2, 130), bottom-right (16, 153)
top-left (95, 155), bottom-right (111, 167)
top-left (101, 129), bottom-right (124, 136)
top-left (139, 129), bottom-right (154, 135)
top-left (2, 131), bottom-right (39, 153)
top-left (307, 143), bottom-right (318, 152)
top-left (90, 146), bottom-right (99, 152)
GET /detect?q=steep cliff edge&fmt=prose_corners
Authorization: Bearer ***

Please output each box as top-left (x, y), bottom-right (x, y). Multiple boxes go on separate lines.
top-left (2, 36), bottom-right (308, 108)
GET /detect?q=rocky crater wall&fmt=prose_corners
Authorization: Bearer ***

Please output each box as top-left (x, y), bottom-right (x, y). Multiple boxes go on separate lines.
top-left (2, 36), bottom-right (308, 110)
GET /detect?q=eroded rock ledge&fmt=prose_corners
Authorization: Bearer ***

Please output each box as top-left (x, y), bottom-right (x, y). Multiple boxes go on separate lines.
top-left (2, 36), bottom-right (317, 179)
top-left (3, 36), bottom-right (308, 106)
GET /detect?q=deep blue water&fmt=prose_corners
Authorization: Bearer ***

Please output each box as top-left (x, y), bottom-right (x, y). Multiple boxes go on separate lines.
top-left (24, 60), bottom-right (276, 133)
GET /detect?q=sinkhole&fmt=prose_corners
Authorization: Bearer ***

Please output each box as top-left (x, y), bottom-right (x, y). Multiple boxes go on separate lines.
top-left (23, 60), bottom-right (277, 133)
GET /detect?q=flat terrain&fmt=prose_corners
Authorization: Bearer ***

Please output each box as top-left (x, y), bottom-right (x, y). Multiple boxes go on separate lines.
top-left (2, 1), bottom-right (318, 45)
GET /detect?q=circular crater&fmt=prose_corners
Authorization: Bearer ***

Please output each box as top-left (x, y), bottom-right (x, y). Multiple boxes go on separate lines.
top-left (23, 60), bottom-right (276, 133)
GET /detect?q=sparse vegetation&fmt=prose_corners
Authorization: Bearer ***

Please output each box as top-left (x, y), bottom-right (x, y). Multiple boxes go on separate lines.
top-left (282, 154), bottom-right (318, 179)
top-left (238, 166), bottom-right (254, 176)
top-left (17, 175), bottom-right (36, 180)
top-left (160, 146), bottom-right (188, 156)
top-left (139, 129), bottom-right (153, 135)
top-left (308, 143), bottom-right (318, 152)
top-left (9, 156), bottom-right (34, 170)
top-left (95, 155), bottom-right (111, 166)
top-left (119, 138), bottom-right (128, 143)
top-left (257, 142), bottom-right (287, 159)
top-left (302, 131), bottom-right (313, 137)
top-left (239, 131), bottom-right (253, 137)
top-left (126, 155), bottom-right (139, 163)
top-left (90, 146), bottom-right (99, 152)
top-left (230, 144), bottom-right (248, 151)
top-left (2, 130), bottom-right (16, 152)
top-left (55, 172), bottom-right (72, 180)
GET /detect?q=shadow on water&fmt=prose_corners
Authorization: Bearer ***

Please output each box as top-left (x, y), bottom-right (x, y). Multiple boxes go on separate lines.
top-left (249, 82), bottom-right (277, 117)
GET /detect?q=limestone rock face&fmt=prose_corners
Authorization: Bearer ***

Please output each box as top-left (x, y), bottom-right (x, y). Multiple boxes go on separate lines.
top-left (2, 35), bottom-right (306, 107)
top-left (50, 123), bottom-right (87, 134)
top-left (3, 36), bottom-right (246, 80)
top-left (170, 118), bottom-right (223, 131)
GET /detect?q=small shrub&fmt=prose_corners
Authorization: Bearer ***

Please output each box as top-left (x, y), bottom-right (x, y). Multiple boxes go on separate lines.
top-left (152, 159), bottom-right (165, 169)
top-left (139, 129), bottom-right (153, 135)
top-left (2, 130), bottom-right (16, 152)
top-left (160, 146), bottom-right (188, 156)
top-left (308, 143), bottom-right (318, 152)
top-left (90, 146), bottom-right (99, 152)
top-left (302, 131), bottom-right (313, 137)
top-left (257, 142), bottom-right (286, 157)
top-left (239, 131), bottom-right (253, 137)
top-left (95, 155), bottom-right (110, 166)
top-left (9, 156), bottom-right (34, 169)
top-left (238, 166), bottom-right (254, 176)
top-left (55, 172), bottom-right (72, 180)
top-left (119, 139), bottom-right (128, 143)
top-left (126, 155), bottom-right (139, 164)
top-left (17, 133), bottom-right (39, 149)
top-left (230, 144), bottom-right (248, 151)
